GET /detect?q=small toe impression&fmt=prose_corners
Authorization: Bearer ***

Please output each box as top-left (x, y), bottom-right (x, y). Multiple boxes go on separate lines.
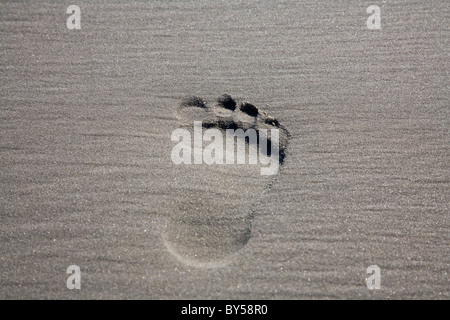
top-left (217, 94), bottom-right (237, 110)
top-left (240, 102), bottom-right (259, 117)
top-left (181, 96), bottom-right (207, 108)
top-left (264, 116), bottom-right (280, 127)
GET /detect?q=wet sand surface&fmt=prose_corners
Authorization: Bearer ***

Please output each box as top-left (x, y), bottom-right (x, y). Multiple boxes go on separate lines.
top-left (0, 0), bottom-right (448, 299)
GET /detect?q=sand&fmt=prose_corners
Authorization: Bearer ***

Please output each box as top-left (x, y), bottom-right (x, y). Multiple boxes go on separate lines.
top-left (0, 0), bottom-right (448, 299)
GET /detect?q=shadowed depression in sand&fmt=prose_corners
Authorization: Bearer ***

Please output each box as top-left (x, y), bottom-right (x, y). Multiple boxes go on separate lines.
top-left (164, 95), bottom-right (290, 267)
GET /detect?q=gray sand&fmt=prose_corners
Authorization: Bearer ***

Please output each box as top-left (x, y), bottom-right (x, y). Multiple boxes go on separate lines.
top-left (0, 0), bottom-right (448, 299)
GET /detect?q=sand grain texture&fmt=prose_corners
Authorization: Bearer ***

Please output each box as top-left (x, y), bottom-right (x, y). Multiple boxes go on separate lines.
top-left (0, 0), bottom-right (448, 299)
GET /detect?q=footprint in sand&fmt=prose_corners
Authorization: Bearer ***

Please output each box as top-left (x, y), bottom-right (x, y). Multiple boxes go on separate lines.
top-left (163, 94), bottom-right (290, 268)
